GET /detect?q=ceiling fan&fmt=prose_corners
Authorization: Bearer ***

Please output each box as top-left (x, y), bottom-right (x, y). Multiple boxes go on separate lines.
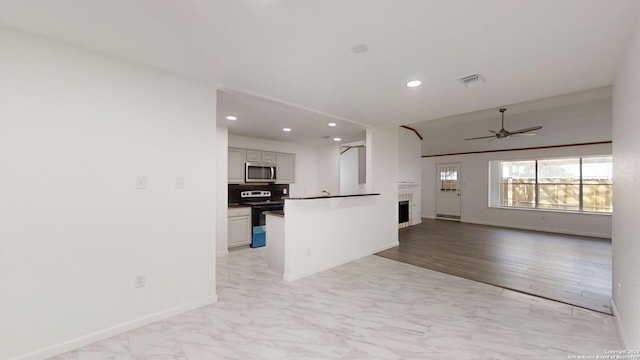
top-left (464, 108), bottom-right (542, 140)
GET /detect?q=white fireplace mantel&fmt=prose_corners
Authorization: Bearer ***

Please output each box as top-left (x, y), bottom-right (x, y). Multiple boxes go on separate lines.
top-left (398, 182), bottom-right (420, 188)
top-left (398, 183), bottom-right (422, 227)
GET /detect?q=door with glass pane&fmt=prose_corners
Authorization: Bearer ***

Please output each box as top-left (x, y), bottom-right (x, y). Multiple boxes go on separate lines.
top-left (436, 163), bottom-right (461, 219)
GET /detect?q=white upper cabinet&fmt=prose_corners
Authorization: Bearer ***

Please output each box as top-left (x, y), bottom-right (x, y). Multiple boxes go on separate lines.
top-left (276, 152), bottom-right (295, 184)
top-left (228, 148), bottom-right (246, 184)
top-left (261, 151), bottom-right (276, 165)
top-left (229, 147), bottom-right (295, 184)
top-left (246, 150), bottom-right (276, 165)
top-left (246, 150), bottom-right (261, 162)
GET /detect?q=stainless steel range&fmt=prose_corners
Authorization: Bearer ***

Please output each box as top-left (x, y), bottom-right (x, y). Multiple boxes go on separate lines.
top-left (239, 191), bottom-right (284, 248)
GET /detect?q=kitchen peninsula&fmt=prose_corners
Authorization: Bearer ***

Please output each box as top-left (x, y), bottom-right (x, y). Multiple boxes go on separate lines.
top-left (265, 192), bottom-right (397, 282)
top-left (287, 193), bottom-right (380, 200)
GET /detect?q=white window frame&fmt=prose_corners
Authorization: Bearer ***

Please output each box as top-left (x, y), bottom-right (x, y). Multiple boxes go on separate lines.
top-left (488, 155), bottom-right (612, 214)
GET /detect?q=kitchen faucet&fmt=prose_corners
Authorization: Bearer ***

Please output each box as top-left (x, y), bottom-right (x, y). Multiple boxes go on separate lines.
top-left (322, 190), bottom-right (330, 196)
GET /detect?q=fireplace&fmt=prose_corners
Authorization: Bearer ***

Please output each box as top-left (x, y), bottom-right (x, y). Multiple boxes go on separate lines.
top-left (398, 183), bottom-right (421, 228)
top-left (399, 201), bottom-right (409, 224)
top-left (398, 192), bottom-right (413, 228)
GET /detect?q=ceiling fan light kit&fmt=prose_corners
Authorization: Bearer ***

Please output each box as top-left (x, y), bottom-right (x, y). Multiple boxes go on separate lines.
top-left (464, 108), bottom-right (543, 140)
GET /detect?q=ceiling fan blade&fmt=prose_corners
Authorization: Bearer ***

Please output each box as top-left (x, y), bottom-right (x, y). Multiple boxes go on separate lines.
top-left (508, 126), bottom-right (543, 135)
top-left (512, 133), bottom-right (537, 137)
top-left (465, 109), bottom-right (541, 141)
top-left (464, 135), bottom-right (496, 140)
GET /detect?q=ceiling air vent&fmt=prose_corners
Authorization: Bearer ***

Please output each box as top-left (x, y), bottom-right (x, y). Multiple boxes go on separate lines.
top-left (458, 74), bottom-right (485, 87)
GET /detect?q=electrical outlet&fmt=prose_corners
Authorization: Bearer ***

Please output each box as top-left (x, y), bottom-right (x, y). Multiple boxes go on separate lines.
top-left (617, 282), bottom-right (622, 297)
top-left (136, 176), bottom-right (147, 190)
top-left (135, 275), bottom-right (146, 288)
top-left (175, 176), bottom-right (184, 189)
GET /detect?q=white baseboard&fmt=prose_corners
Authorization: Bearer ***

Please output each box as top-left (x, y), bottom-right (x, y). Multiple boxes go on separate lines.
top-left (460, 219), bottom-right (610, 239)
top-left (283, 241), bottom-right (399, 282)
top-left (611, 299), bottom-right (629, 349)
top-left (420, 216), bottom-right (610, 238)
top-left (216, 249), bottom-right (229, 257)
top-left (13, 295), bottom-right (218, 360)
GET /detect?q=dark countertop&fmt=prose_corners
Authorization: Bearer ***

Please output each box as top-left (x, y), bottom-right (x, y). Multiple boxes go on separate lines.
top-left (228, 203), bottom-right (251, 208)
top-left (265, 210), bottom-right (285, 217)
top-left (239, 200), bottom-right (284, 206)
top-left (287, 193), bottom-right (381, 200)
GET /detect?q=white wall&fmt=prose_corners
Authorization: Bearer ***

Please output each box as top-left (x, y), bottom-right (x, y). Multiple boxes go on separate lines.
top-left (612, 16), bottom-right (640, 349)
top-left (228, 135), bottom-right (339, 197)
top-left (315, 144), bottom-right (340, 195)
top-left (0, 29), bottom-right (218, 360)
top-left (398, 127), bottom-right (423, 226)
top-left (421, 93), bottom-right (612, 156)
top-left (216, 127), bottom-right (229, 256)
top-left (421, 143), bottom-right (613, 238)
top-left (366, 126), bottom-right (399, 234)
top-left (283, 195), bottom-right (398, 281)
top-left (283, 126), bottom-right (399, 281)
top-left (340, 146), bottom-right (360, 194)
top-left (398, 128), bottom-right (422, 184)
top-left (366, 127), bottom-right (399, 195)
top-left (339, 141), bottom-right (366, 194)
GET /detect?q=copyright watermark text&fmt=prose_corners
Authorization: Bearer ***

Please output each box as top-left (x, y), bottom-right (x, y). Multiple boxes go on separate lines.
top-left (568, 349), bottom-right (640, 359)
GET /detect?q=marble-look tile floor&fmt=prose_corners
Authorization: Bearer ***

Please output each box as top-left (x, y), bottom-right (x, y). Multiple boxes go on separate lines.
top-left (50, 247), bottom-right (620, 359)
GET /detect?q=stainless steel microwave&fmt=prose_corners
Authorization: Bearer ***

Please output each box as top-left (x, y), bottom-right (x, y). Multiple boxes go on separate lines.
top-left (245, 162), bottom-right (276, 182)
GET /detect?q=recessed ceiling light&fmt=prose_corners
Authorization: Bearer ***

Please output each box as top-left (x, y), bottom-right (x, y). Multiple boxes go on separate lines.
top-left (282, 128), bottom-right (292, 132)
top-left (328, 122), bottom-right (337, 127)
top-left (226, 115), bottom-right (237, 121)
top-left (333, 137), bottom-right (341, 142)
top-left (406, 80), bottom-right (422, 88)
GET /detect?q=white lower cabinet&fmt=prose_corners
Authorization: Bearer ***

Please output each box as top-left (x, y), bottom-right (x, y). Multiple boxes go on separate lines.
top-left (228, 207), bottom-right (251, 248)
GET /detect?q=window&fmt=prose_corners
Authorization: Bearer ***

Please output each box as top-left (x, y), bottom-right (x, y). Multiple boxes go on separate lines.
top-left (500, 161), bottom-right (536, 208)
top-left (491, 156), bottom-right (612, 213)
top-left (439, 166), bottom-right (458, 191)
top-left (582, 157), bottom-right (613, 213)
top-left (537, 158), bottom-right (581, 211)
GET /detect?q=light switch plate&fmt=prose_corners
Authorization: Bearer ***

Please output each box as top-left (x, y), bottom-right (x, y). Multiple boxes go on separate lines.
top-left (136, 176), bottom-right (147, 190)
top-left (175, 177), bottom-right (184, 189)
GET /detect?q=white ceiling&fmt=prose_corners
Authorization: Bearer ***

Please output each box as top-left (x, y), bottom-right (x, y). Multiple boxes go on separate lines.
top-left (411, 87), bottom-right (613, 155)
top-left (218, 89), bottom-right (366, 146)
top-left (0, 1), bottom-right (639, 134)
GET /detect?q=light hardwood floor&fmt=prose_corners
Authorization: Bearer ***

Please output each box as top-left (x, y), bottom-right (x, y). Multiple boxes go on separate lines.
top-left (376, 219), bottom-right (612, 314)
top-left (50, 247), bottom-right (620, 359)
